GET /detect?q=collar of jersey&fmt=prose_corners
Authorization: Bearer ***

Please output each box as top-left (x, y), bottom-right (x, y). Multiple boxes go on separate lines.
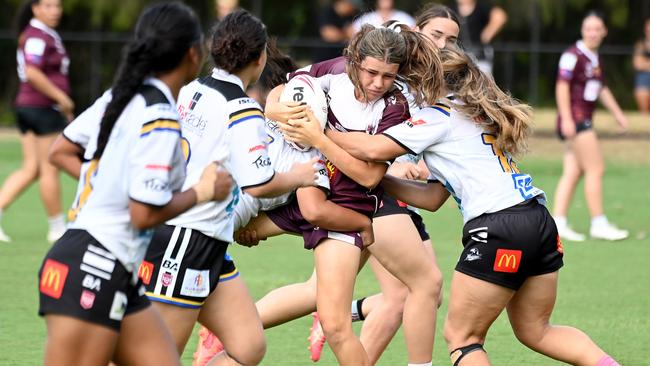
top-left (144, 77), bottom-right (175, 106)
top-left (211, 68), bottom-right (245, 91)
top-left (29, 18), bottom-right (61, 42)
top-left (576, 40), bottom-right (600, 67)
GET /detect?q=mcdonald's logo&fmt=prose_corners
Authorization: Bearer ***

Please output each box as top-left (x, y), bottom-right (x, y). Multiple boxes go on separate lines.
top-left (493, 249), bottom-right (522, 273)
top-left (40, 259), bottom-right (69, 299)
top-left (138, 261), bottom-right (154, 285)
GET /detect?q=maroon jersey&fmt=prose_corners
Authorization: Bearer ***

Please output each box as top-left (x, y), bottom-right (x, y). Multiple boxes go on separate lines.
top-left (291, 57), bottom-right (410, 216)
top-left (15, 19), bottom-right (70, 108)
top-left (556, 41), bottom-right (605, 123)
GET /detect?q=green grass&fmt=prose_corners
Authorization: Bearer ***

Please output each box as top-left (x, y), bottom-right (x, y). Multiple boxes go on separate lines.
top-left (0, 139), bottom-right (648, 365)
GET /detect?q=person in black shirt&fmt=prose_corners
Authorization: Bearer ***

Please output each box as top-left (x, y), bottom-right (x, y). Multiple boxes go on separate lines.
top-left (314, 0), bottom-right (360, 62)
top-left (452, 0), bottom-right (507, 75)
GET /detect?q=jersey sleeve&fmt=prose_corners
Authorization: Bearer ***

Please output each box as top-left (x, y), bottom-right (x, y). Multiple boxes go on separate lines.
top-left (22, 35), bottom-right (47, 67)
top-left (63, 91), bottom-right (111, 149)
top-left (557, 50), bottom-right (578, 81)
top-left (376, 92), bottom-right (410, 134)
top-left (382, 106), bottom-right (450, 155)
top-left (228, 98), bottom-right (275, 189)
top-left (128, 116), bottom-right (184, 206)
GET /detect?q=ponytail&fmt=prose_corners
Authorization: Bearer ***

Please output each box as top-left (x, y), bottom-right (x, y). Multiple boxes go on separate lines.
top-left (14, 0), bottom-right (38, 36)
top-left (440, 46), bottom-right (533, 157)
top-left (93, 2), bottom-right (202, 160)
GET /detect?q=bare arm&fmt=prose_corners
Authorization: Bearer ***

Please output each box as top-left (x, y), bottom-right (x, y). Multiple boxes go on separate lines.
top-left (320, 25), bottom-right (347, 43)
top-left (297, 186), bottom-right (372, 232)
top-left (555, 80), bottom-right (576, 138)
top-left (326, 128), bottom-right (407, 162)
top-left (381, 175), bottom-right (450, 212)
top-left (49, 134), bottom-right (82, 179)
top-left (129, 164), bottom-right (233, 230)
top-left (633, 42), bottom-right (650, 71)
top-left (599, 86), bottom-right (629, 131)
top-left (25, 65), bottom-right (74, 121)
top-left (481, 7), bottom-right (507, 44)
top-left (243, 157), bottom-right (318, 198)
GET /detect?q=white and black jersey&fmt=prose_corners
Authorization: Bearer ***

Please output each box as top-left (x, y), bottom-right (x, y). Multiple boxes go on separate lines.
top-left (166, 68), bottom-right (275, 242)
top-left (233, 119), bottom-right (330, 230)
top-left (65, 78), bottom-right (186, 275)
top-left (383, 100), bottom-right (546, 223)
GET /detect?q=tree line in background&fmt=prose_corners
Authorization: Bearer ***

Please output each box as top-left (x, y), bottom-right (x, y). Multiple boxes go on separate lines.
top-left (0, 0), bottom-right (647, 123)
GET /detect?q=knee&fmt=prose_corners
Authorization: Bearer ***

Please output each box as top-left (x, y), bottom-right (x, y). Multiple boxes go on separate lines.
top-left (443, 319), bottom-right (485, 350)
top-left (22, 162), bottom-right (39, 181)
top-left (511, 323), bottom-right (547, 351)
top-left (319, 313), bottom-right (353, 346)
top-left (412, 266), bottom-right (443, 302)
top-left (228, 334), bottom-right (266, 366)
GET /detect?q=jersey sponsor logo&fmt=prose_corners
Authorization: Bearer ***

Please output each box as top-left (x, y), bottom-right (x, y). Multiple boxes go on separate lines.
top-left (40, 259), bottom-right (69, 299)
top-left (464, 247), bottom-right (482, 262)
top-left (188, 92), bottom-right (202, 110)
top-left (82, 274), bottom-right (101, 291)
top-left (252, 155), bottom-right (271, 169)
top-left (178, 107), bottom-right (207, 136)
top-left (511, 173), bottom-right (536, 200)
top-left (405, 118), bottom-right (426, 128)
top-left (80, 290), bottom-right (96, 310)
top-left (144, 178), bottom-right (169, 192)
top-left (162, 259), bottom-right (180, 272)
top-left (248, 144), bottom-right (266, 153)
top-left (109, 291), bottom-right (128, 321)
top-left (180, 269), bottom-right (210, 298)
top-left (325, 160), bottom-right (337, 179)
top-left (493, 249), bottom-right (522, 273)
top-left (161, 272), bottom-right (174, 287)
top-left (138, 261), bottom-right (154, 285)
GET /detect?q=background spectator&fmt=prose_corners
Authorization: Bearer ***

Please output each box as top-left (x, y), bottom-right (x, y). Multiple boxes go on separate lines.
top-left (452, 0), bottom-right (507, 75)
top-left (314, 0), bottom-right (360, 62)
top-left (633, 17), bottom-right (650, 113)
top-left (352, 0), bottom-right (415, 33)
top-left (0, 0), bottom-right (70, 243)
top-left (215, 0), bottom-right (239, 21)
top-left (552, 11), bottom-right (629, 242)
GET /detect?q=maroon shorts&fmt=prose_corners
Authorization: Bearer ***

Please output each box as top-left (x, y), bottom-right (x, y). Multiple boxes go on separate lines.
top-left (266, 201), bottom-right (364, 250)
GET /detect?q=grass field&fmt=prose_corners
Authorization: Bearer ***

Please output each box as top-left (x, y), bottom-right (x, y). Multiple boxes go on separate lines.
top-left (0, 110), bottom-right (649, 365)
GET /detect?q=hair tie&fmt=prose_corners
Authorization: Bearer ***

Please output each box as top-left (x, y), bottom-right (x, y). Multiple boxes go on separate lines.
top-left (384, 20), bottom-right (408, 33)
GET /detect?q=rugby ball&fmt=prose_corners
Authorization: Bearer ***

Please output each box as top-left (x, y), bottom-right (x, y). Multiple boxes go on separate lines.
top-left (280, 75), bottom-right (328, 151)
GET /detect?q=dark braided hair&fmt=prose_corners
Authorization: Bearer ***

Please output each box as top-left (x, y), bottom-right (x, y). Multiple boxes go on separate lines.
top-left (14, 0), bottom-right (40, 36)
top-left (210, 9), bottom-right (267, 74)
top-left (93, 1), bottom-right (202, 160)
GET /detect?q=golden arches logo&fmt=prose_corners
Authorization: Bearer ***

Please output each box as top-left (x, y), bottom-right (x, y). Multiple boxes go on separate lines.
top-left (493, 249), bottom-right (522, 273)
top-left (39, 259), bottom-right (69, 299)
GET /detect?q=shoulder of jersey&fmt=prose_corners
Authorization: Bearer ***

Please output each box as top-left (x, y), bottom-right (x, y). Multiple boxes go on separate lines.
top-left (422, 102), bottom-right (452, 118)
top-left (137, 84), bottom-right (178, 123)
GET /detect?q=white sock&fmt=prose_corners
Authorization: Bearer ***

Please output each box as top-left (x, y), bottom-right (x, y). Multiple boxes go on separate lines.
top-left (351, 301), bottom-right (361, 322)
top-left (48, 214), bottom-right (66, 232)
top-left (553, 216), bottom-right (567, 227)
top-left (408, 362), bottom-right (432, 366)
top-left (591, 215), bottom-right (608, 228)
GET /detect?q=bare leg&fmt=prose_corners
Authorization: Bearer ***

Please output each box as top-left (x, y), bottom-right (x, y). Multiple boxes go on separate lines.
top-left (35, 133), bottom-right (62, 217)
top-left (360, 255), bottom-right (407, 365)
top-left (443, 271), bottom-right (514, 366)
top-left (314, 239), bottom-right (369, 366)
top-left (634, 88), bottom-right (650, 113)
top-left (150, 302), bottom-right (200, 354)
top-left (507, 271), bottom-right (607, 366)
top-left (202, 276), bottom-right (266, 366)
top-left (367, 214), bottom-right (442, 364)
top-left (552, 145), bottom-right (582, 218)
top-left (257, 270), bottom-right (318, 328)
top-left (0, 132), bottom-right (39, 210)
top-left (112, 306), bottom-right (182, 366)
top-left (572, 131), bottom-right (605, 218)
top-left (44, 314), bottom-right (117, 366)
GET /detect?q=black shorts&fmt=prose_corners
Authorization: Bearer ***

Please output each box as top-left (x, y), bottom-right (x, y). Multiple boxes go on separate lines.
top-left (455, 200), bottom-right (564, 290)
top-left (38, 229), bottom-right (150, 331)
top-left (556, 119), bottom-right (593, 140)
top-left (141, 225), bottom-right (238, 309)
top-left (15, 106), bottom-right (67, 135)
top-left (375, 195), bottom-right (430, 241)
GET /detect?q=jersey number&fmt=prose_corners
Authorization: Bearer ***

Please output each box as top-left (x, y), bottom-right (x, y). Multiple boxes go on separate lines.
top-left (68, 159), bottom-right (99, 222)
top-left (481, 134), bottom-right (520, 173)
